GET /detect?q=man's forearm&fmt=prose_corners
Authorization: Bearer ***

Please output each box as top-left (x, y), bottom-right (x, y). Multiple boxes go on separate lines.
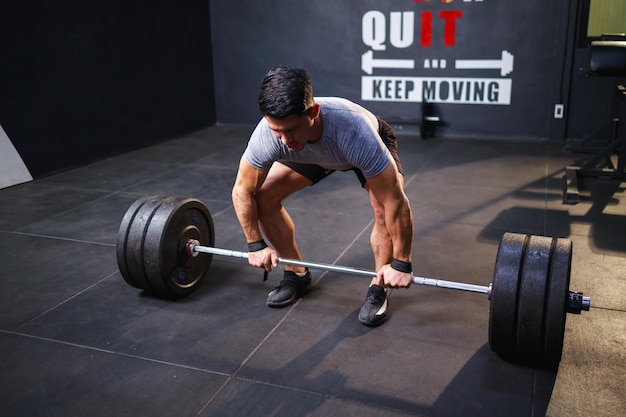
top-left (232, 188), bottom-right (264, 243)
top-left (386, 197), bottom-right (413, 262)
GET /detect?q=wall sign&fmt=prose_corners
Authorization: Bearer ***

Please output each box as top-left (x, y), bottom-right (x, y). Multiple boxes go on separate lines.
top-left (360, 0), bottom-right (514, 105)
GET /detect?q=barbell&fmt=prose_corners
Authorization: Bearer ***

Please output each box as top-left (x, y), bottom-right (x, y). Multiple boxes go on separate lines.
top-left (116, 196), bottom-right (590, 367)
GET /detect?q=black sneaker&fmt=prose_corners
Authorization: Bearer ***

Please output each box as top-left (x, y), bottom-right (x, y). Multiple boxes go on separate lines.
top-left (358, 284), bottom-right (388, 327)
top-left (266, 270), bottom-right (312, 307)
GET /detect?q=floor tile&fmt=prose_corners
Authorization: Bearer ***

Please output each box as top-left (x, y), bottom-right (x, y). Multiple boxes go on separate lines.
top-left (38, 158), bottom-right (180, 192)
top-left (546, 308), bottom-right (626, 417)
top-left (123, 164), bottom-right (237, 206)
top-left (0, 183), bottom-right (108, 232)
top-left (0, 233), bottom-right (117, 331)
top-left (18, 263), bottom-right (295, 375)
top-left (18, 193), bottom-right (141, 245)
top-left (199, 377), bottom-right (421, 417)
top-left (0, 334), bottom-right (226, 417)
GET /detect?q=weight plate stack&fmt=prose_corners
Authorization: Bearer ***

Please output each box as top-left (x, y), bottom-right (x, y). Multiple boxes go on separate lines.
top-left (489, 232), bottom-right (574, 368)
top-left (117, 196), bottom-right (214, 298)
top-left (116, 196), bottom-right (165, 292)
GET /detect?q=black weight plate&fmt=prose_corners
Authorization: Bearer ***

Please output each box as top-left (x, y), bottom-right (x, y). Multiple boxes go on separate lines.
top-left (143, 197), bottom-right (214, 298)
top-left (122, 196), bottom-right (166, 291)
top-left (516, 235), bottom-right (553, 360)
top-left (116, 196), bottom-right (163, 289)
top-left (543, 237), bottom-right (572, 365)
top-left (116, 196), bottom-right (147, 288)
top-left (489, 232), bottom-right (528, 359)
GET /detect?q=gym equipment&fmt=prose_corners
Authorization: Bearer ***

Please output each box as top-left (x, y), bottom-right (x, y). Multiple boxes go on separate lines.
top-left (419, 99), bottom-right (441, 140)
top-left (387, 100), bottom-right (441, 139)
top-left (564, 36), bottom-right (626, 204)
top-left (116, 195), bottom-right (591, 367)
top-left (116, 196), bottom-right (215, 296)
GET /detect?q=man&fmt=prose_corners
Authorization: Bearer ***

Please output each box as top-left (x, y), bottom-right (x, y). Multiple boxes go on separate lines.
top-left (232, 66), bottom-right (413, 327)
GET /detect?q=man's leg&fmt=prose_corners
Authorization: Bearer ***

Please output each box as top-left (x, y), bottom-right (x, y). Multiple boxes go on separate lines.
top-left (255, 162), bottom-right (318, 307)
top-left (358, 170), bottom-right (405, 326)
top-left (255, 162), bottom-right (311, 274)
top-left (357, 187), bottom-right (393, 326)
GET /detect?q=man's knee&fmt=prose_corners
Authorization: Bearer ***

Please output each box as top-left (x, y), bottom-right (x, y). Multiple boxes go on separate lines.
top-left (255, 187), bottom-right (283, 216)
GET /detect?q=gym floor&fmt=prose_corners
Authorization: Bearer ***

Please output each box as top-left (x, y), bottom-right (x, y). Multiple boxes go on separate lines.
top-left (1, 126), bottom-right (624, 417)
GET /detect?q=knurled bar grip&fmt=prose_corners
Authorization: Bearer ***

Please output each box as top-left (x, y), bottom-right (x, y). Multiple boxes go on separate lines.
top-left (188, 241), bottom-right (491, 295)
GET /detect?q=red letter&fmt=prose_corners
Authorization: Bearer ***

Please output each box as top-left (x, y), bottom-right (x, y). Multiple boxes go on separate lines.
top-left (421, 11), bottom-right (432, 46)
top-left (439, 10), bottom-right (462, 46)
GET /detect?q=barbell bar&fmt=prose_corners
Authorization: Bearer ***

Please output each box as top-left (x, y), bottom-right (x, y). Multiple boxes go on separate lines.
top-left (185, 239), bottom-right (590, 314)
top-left (117, 195), bottom-right (591, 368)
top-left (186, 240), bottom-right (491, 294)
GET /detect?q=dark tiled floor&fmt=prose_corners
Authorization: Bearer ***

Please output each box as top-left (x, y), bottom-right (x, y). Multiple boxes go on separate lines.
top-left (1, 126), bottom-right (624, 417)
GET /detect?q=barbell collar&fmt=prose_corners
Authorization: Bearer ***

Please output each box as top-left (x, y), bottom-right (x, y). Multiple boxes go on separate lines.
top-left (187, 240), bottom-right (491, 295)
top-left (567, 291), bottom-right (591, 314)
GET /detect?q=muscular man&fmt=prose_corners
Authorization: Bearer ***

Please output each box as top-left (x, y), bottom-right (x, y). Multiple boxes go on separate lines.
top-left (232, 66), bottom-right (414, 327)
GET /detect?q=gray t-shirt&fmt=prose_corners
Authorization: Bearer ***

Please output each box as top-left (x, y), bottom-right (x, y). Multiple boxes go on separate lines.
top-left (244, 97), bottom-right (392, 178)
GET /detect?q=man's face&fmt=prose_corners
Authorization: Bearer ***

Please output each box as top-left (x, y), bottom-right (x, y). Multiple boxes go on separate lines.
top-left (265, 107), bottom-right (319, 152)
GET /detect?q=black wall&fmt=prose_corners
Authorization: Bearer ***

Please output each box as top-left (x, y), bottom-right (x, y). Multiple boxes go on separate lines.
top-left (209, 0), bottom-right (617, 142)
top-left (0, 1), bottom-right (216, 178)
top-left (1, 1), bottom-right (621, 180)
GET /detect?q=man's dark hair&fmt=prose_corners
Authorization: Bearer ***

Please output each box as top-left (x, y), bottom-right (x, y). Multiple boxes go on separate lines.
top-left (258, 66), bottom-right (314, 118)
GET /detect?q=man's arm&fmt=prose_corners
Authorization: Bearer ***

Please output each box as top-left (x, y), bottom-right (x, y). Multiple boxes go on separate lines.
top-left (232, 155), bottom-right (267, 242)
top-left (366, 163), bottom-right (414, 287)
top-left (231, 156), bottom-right (278, 271)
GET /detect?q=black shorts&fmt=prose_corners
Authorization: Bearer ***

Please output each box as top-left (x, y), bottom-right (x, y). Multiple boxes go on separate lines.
top-left (281, 118), bottom-right (403, 187)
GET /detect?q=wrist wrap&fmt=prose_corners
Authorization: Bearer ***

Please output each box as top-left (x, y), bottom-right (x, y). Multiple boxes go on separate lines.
top-left (247, 239), bottom-right (268, 252)
top-left (390, 258), bottom-right (412, 273)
